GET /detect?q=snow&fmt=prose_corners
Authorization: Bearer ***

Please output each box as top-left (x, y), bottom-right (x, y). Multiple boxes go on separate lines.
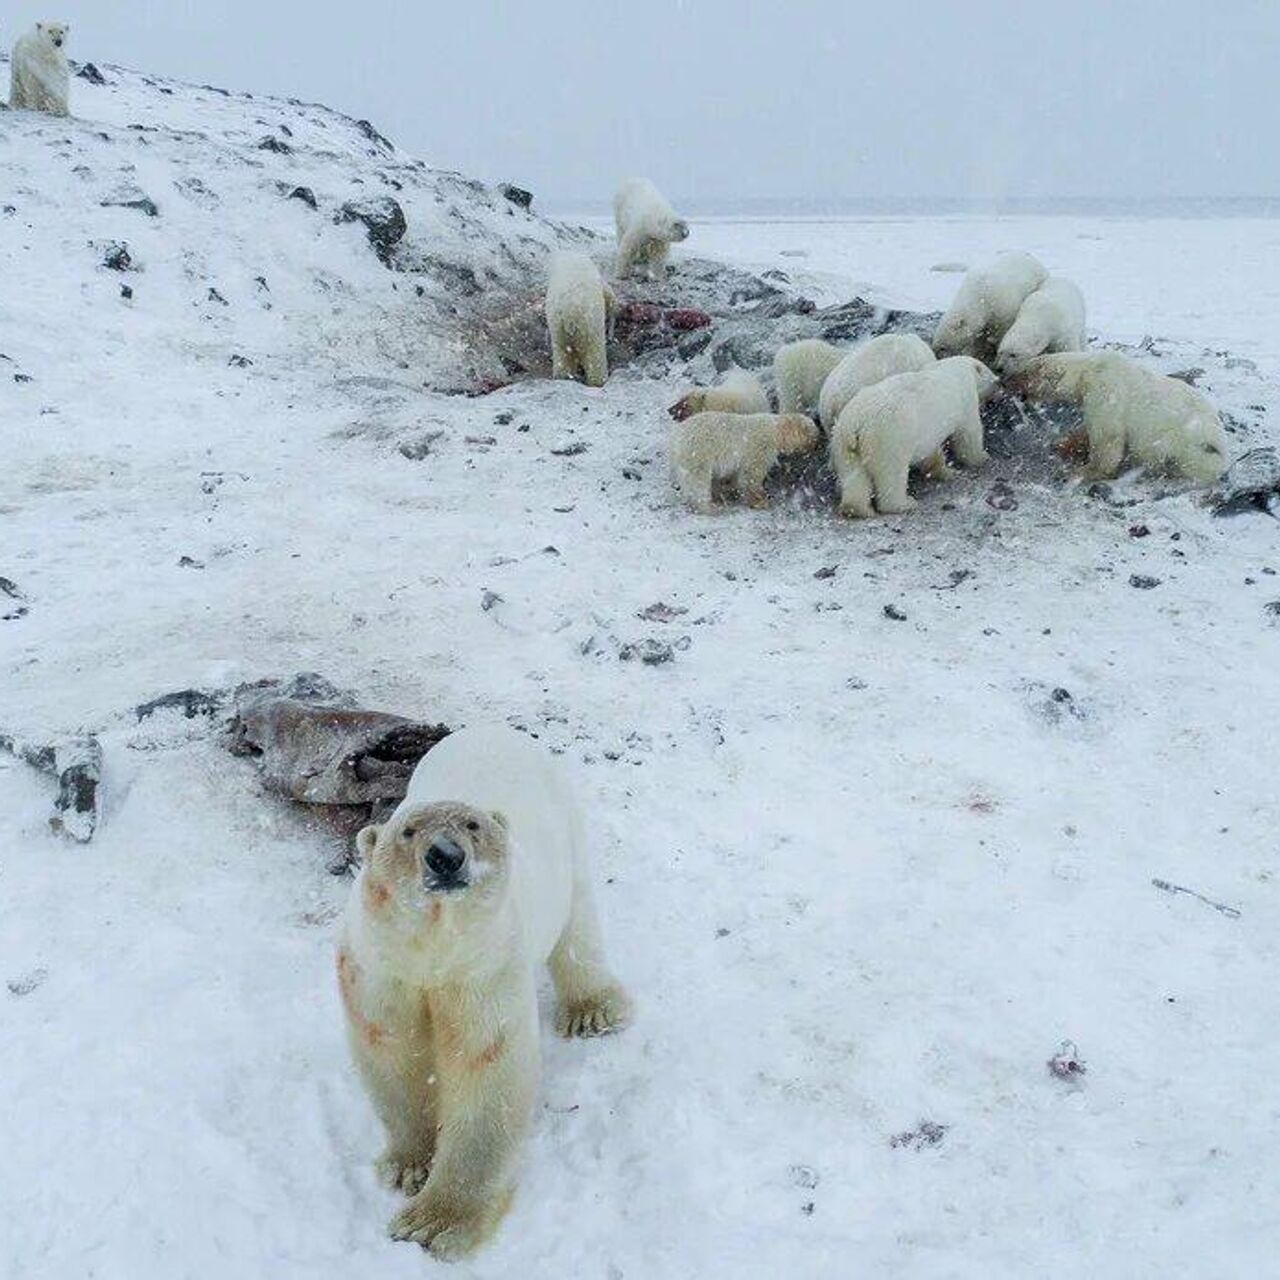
top-left (3, 67), bottom-right (1280, 1280)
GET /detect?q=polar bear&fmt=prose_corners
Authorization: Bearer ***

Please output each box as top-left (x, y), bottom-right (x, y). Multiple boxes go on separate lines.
top-left (669, 368), bottom-right (769, 420)
top-left (994, 277), bottom-right (1087, 372)
top-left (10, 22), bottom-right (71, 117)
top-left (670, 410), bottom-right (819, 512)
top-left (545, 251), bottom-right (615, 387)
top-left (1007, 352), bottom-right (1227, 482)
top-left (773, 338), bottom-right (842, 416)
top-left (338, 725), bottom-right (631, 1260)
top-left (614, 178), bottom-right (689, 280)
top-left (933, 252), bottom-right (1048, 362)
top-left (830, 356), bottom-right (997, 518)
top-left (817, 333), bottom-right (937, 431)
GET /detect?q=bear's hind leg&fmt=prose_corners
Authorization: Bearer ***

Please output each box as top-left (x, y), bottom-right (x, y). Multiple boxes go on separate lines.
top-left (551, 881), bottom-right (632, 1039)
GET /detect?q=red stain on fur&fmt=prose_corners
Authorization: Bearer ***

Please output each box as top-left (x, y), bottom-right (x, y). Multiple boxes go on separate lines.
top-left (362, 876), bottom-right (391, 912)
top-left (470, 1035), bottom-right (507, 1072)
top-left (337, 948), bottom-right (387, 1048)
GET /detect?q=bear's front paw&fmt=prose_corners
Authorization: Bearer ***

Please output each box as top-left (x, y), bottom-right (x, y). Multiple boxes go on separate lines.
top-left (389, 1191), bottom-right (493, 1259)
top-left (556, 983), bottom-right (633, 1038)
top-left (376, 1149), bottom-right (432, 1196)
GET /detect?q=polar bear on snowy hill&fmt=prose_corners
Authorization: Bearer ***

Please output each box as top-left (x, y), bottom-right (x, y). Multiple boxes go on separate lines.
top-left (830, 356), bottom-right (996, 518)
top-left (614, 178), bottom-right (689, 280)
top-left (994, 277), bottom-right (1087, 372)
top-left (671, 411), bottom-right (818, 512)
top-left (545, 251), bottom-right (615, 387)
top-left (933, 252), bottom-right (1047, 363)
top-left (339, 726), bottom-right (631, 1260)
top-left (10, 22), bottom-right (71, 117)
top-left (817, 333), bottom-right (937, 431)
top-left (773, 339), bottom-right (843, 417)
top-left (1007, 352), bottom-right (1227, 482)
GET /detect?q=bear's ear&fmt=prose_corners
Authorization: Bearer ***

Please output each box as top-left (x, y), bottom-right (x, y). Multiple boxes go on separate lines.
top-left (489, 810), bottom-right (509, 832)
top-left (355, 824), bottom-right (382, 861)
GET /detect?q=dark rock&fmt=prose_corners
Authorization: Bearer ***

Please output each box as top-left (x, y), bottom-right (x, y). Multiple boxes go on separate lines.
top-left (1129, 524), bottom-right (1151, 538)
top-left (1129, 575), bottom-right (1161, 590)
top-left (551, 441), bottom-right (589, 457)
top-left (0, 733), bottom-right (103, 842)
top-left (985, 481), bottom-right (1018, 512)
top-left (355, 118), bottom-right (394, 151)
top-left (883, 604), bottom-right (908, 622)
top-left (814, 566), bottom-right (837, 580)
top-left (1, 577), bottom-right (28, 621)
top-left (636, 602), bottom-right (688, 623)
top-left (136, 689), bottom-right (224, 721)
top-left (398, 430), bottom-right (445, 460)
top-left (336, 197), bottom-right (407, 265)
top-left (499, 184), bottom-right (533, 210)
top-left (207, 287), bottom-right (228, 306)
top-left (120, 284), bottom-right (133, 300)
top-left (228, 354), bottom-right (253, 367)
top-left (493, 411), bottom-right (515, 426)
top-left (287, 186), bottom-right (318, 210)
top-left (1210, 447), bottom-right (1280, 518)
top-left (619, 639), bottom-right (678, 666)
top-left (100, 195), bottom-right (159, 217)
top-left (890, 1120), bottom-right (948, 1151)
top-left (103, 242), bottom-right (132, 271)
top-left (258, 135), bottom-right (292, 154)
top-left (480, 590), bottom-right (503, 612)
top-left (1168, 367), bottom-right (1204, 386)
top-left (1047, 1041), bottom-right (1087, 1081)
top-left (76, 62), bottom-right (107, 85)
top-left (177, 555), bottom-right (204, 569)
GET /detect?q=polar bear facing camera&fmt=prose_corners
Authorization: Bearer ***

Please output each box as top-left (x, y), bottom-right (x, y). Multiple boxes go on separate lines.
top-left (831, 356), bottom-right (996, 518)
top-left (614, 178), bottom-right (689, 280)
top-left (1007, 352), bottom-right (1227, 482)
top-left (10, 22), bottom-right (71, 117)
top-left (817, 333), bottom-right (936, 431)
top-left (669, 368), bottom-right (770, 420)
top-left (545, 251), bottom-right (615, 387)
top-left (671, 411), bottom-right (818, 512)
top-left (933, 252), bottom-right (1047, 362)
top-left (994, 277), bottom-right (1087, 372)
top-left (773, 339), bottom-right (843, 416)
top-left (338, 725), bottom-right (631, 1259)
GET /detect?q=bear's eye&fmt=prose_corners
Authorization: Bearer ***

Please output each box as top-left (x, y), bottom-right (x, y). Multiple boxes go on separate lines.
top-left (465, 819), bottom-right (480, 832)
top-left (402, 826), bottom-right (417, 839)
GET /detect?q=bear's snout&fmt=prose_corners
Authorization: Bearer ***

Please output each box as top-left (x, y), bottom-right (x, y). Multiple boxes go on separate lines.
top-left (424, 836), bottom-right (467, 889)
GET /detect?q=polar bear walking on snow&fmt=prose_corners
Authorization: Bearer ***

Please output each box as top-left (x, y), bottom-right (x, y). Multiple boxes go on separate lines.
top-left (1007, 352), bottom-right (1227, 482)
top-left (669, 368), bottom-right (770, 420)
top-left (933, 252), bottom-right (1047, 362)
top-left (10, 22), bottom-right (71, 117)
top-left (670, 411), bottom-right (819, 512)
top-left (831, 356), bottom-right (997, 518)
top-left (817, 333), bottom-right (937, 431)
top-left (545, 251), bottom-right (615, 387)
top-left (614, 178), bottom-right (689, 280)
top-left (994, 277), bottom-right (1087, 372)
top-left (339, 726), bottom-right (631, 1260)
top-left (773, 339), bottom-right (843, 417)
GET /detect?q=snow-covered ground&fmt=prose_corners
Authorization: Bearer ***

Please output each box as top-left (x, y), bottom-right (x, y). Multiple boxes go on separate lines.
top-left (3, 68), bottom-right (1279, 1280)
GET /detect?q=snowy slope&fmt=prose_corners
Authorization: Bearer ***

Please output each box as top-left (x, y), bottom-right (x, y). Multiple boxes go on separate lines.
top-left (3, 66), bottom-right (1280, 1280)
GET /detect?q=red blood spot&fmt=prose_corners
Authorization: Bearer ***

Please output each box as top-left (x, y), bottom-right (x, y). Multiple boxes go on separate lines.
top-left (363, 876), bottom-right (391, 912)
top-left (664, 308), bottom-right (712, 331)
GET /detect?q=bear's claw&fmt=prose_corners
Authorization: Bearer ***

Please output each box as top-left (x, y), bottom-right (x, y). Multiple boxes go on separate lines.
top-left (556, 984), bottom-right (632, 1039)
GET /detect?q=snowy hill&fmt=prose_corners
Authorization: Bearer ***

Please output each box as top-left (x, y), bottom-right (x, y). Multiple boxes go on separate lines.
top-left (3, 63), bottom-right (1280, 1280)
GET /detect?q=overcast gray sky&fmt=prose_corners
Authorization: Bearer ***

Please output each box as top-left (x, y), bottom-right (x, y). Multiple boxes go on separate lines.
top-left (14, 1), bottom-right (1278, 208)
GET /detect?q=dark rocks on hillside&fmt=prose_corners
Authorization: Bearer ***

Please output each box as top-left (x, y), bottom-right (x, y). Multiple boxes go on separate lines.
top-left (0, 734), bottom-right (103, 842)
top-left (500, 184), bottom-right (534, 210)
top-left (102, 242), bottom-right (132, 271)
top-left (1, 577), bottom-right (28, 621)
top-left (287, 185), bottom-right (317, 209)
top-left (336, 196), bottom-right (407, 265)
top-left (258, 135), bottom-right (293, 154)
top-left (1210, 447), bottom-right (1280, 517)
top-left (75, 62), bottom-right (107, 85)
top-left (101, 194), bottom-right (159, 217)
top-left (355, 119), bottom-right (394, 152)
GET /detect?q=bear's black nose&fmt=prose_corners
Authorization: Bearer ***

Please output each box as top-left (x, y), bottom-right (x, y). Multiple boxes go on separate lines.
top-left (425, 836), bottom-right (466, 883)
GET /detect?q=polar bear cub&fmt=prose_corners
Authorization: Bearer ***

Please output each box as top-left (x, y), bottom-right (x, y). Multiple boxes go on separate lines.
top-left (669, 368), bottom-right (770, 420)
top-left (10, 22), bottom-right (71, 117)
top-left (933, 252), bottom-right (1048, 362)
top-left (831, 356), bottom-right (997, 518)
top-left (545, 250), bottom-right (615, 387)
top-left (817, 333), bottom-right (937, 431)
top-left (994, 277), bottom-right (1087, 372)
top-left (773, 338), bottom-right (843, 416)
top-left (1008, 352), bottom-right (1227, 482)
top-left (671, 411), bottom-right (819, 512)
top-left (614, 178), bottom-right (689, 279)
top-left (339, 725), bottom-right (631, 1259)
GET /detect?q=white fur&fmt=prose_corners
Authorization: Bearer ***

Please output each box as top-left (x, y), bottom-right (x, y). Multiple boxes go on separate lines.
top-left (10, 22), bottom-right (70, 117)
top-left (340, 726), bottom-right (629, 1259)
top-left (670, 368), bottom-right (770, 419)
top-left (817, 333), bottom-right (936, 431)
top-left (545, 251), bottom-right (614, 387)
top-left (670, 411), bottom-right (818, 512)
top-left (773, 338), bottom-right (842, 415)
top-left (830, 356), bottom-right (996, 518)
top-left (995, 276), bottom-right (1087, 372)
top-left (613, 178), bottom-right (689, 280)
top-left (933, 252), bottom-right (1048, 361)
top-left (1013, 352), bottom-right (1227, 482)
